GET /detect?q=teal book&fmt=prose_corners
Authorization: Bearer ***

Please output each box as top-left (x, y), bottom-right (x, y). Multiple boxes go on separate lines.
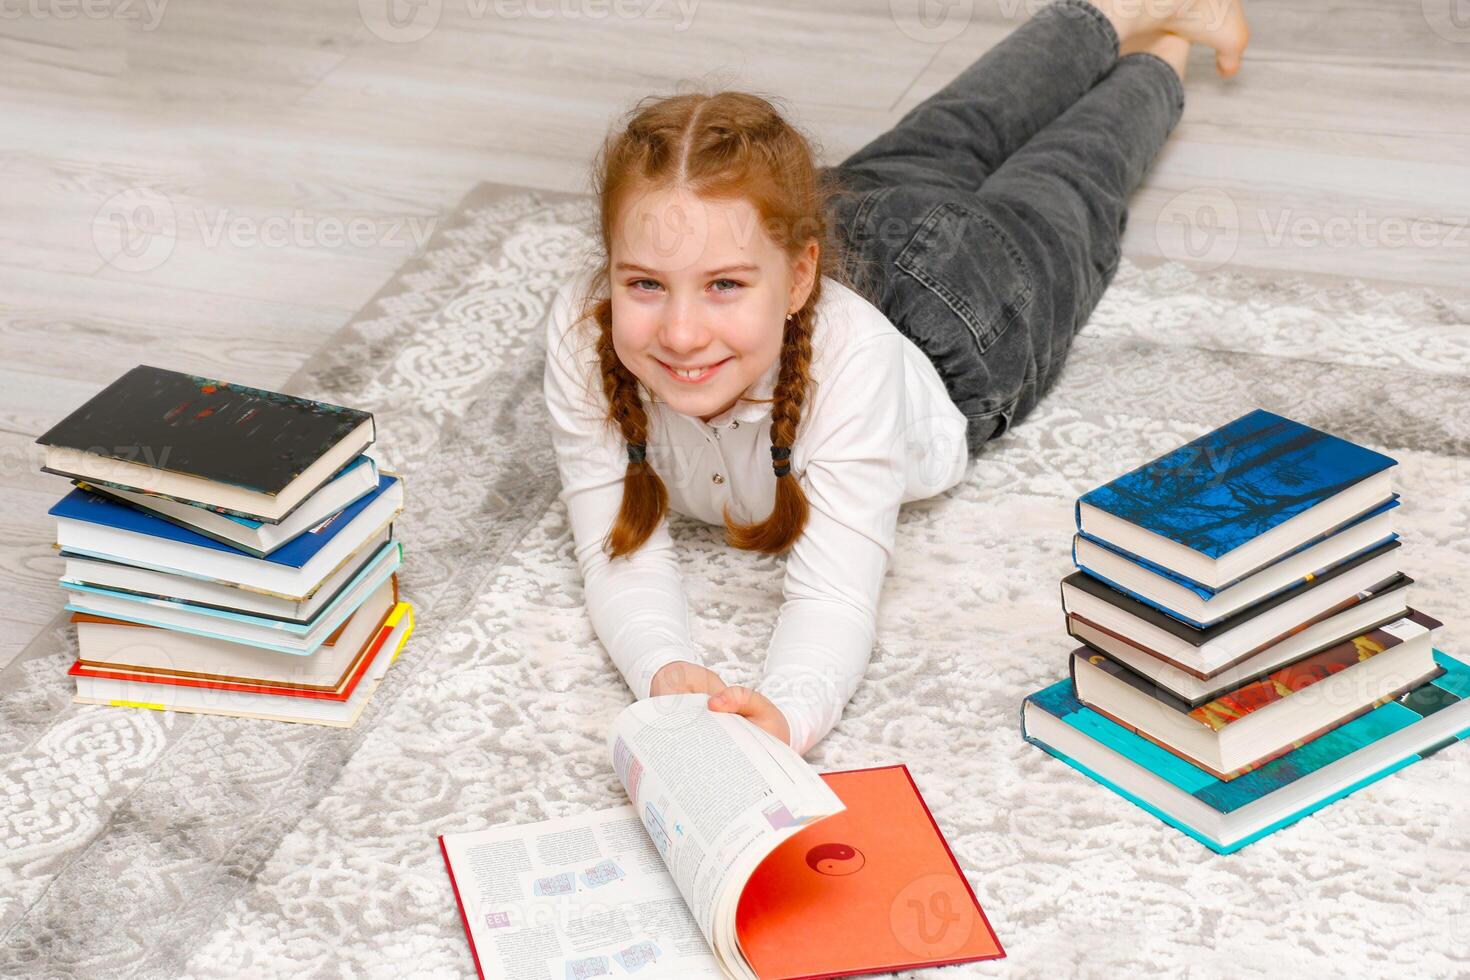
top-left (63, 542), bottom-right (402, 656)
top-left (1020, 650), bottom-right (1470, 854)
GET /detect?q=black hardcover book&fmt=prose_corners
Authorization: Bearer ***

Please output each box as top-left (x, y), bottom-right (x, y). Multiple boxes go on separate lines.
top-left (1059, 538), bottom-right (1405, 647)
top-left (37, 365), bottom-right (375, 523)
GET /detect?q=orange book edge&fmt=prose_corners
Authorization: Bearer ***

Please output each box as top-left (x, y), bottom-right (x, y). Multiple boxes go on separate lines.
top-left (69, 600), bottom-right (410, 702)
top-left (71, 577), bottom-right (399, 685)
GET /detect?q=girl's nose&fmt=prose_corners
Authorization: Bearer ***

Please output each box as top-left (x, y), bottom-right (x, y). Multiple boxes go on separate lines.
top-left (658, 303), bottom-right (711, 354)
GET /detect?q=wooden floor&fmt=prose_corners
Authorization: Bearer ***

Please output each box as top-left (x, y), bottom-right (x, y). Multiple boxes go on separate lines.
top-left (3, 0), bottom-right (1468, 667)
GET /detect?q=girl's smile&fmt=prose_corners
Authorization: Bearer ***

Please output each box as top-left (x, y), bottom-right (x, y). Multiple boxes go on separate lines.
top-left (656, 355), bottom-right (733, 384)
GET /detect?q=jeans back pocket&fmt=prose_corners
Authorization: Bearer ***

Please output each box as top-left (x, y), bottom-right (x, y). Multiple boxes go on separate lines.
top-left (894, 199), bottom-right (1035, 356)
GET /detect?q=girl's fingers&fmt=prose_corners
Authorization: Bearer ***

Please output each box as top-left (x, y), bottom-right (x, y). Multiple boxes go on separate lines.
top-left (708, 685), bottom-right (751, 712)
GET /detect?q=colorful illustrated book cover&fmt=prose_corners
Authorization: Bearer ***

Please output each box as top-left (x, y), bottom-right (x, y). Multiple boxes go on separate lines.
top-left (1022, 650), bottom-right (1470, 852)
top-left (1074, 610), bottom-right (1442, 729)
top-left (1077, 409), bottom-right (1396, 559)
top-left (1065, 579), bottom-right (1414, 698)
top-left (1074, 495), bottom-right (1399, 599)
top-left (36, 364), bottom-right (375, 496)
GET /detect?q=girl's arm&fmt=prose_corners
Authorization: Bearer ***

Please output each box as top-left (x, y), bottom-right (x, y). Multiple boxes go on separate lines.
top-left (542, 279), bottom-right (707, 700)
top-left (755, 333), bottom-right (910, 756)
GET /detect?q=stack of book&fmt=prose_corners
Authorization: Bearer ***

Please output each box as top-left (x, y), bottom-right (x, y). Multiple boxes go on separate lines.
top-left (36, 365), bottom-right (413, 727)
top-left (1023, 410), bottom-right (1470, 853)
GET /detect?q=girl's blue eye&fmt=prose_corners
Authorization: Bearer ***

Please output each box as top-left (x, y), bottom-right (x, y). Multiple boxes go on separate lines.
top-left (631, 279), bottom-right (661, 291)
top-left (711, 279), bottom-right (741, 292)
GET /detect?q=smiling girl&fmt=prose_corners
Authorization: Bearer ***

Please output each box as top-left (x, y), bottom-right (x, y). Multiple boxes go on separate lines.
top-left (544, 0), bottom-right (1249, 755)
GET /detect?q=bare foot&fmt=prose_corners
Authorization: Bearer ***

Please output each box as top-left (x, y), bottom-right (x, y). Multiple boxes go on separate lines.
top-left (1094, 0), bottom-right (1249, 77)
top-left (1158, 0), bottom-right (1250, 77)
top-left (1120, 30), bottom-right (1192, 80)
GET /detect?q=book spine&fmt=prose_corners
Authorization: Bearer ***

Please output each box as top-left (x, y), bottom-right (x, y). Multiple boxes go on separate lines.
top-left (438, 838), bottom-right (488, 980)
top-left (1057, 578), bottom-right (1071, 639)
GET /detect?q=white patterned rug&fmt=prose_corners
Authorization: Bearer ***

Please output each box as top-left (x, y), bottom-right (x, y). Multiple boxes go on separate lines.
top-left (3, 182), bottom-right (1468, 979)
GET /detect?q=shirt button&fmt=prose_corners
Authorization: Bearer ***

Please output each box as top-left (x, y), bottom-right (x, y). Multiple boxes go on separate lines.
top-left (712, 473), bottom-right (725, 485)
top-left (729, 420), bottom-right (739, 429)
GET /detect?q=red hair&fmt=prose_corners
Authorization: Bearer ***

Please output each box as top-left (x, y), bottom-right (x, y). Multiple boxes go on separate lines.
top-left (572, 90), bottom-right (860, 559)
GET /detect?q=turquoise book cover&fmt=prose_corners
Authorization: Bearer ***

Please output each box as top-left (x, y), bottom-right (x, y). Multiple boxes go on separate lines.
top-left (1021, 650), bottom-right (1470, 853)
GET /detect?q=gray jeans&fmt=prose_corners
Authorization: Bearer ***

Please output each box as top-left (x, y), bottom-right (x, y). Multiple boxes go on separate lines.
top-left (819, 0), bottom-right (1185, 456)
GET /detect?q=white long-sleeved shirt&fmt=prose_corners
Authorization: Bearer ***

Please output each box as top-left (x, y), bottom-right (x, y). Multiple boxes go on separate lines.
top-left (542, 270), bottom-right (969, 755)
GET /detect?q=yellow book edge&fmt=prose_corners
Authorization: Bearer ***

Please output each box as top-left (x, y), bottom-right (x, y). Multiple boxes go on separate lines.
top-left (387, 601), bottom-right (415, 664)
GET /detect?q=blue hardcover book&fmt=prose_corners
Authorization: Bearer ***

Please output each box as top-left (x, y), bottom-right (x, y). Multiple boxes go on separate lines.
top-left (1076, 410), bottom-right (1396, 590)
top-left (76, 453), bottom-right (381, 558)
top-left (1076, 496), bottom-right (1400, 600)
top-left (1020, 650), bottom-right (1470, 854)
top-left (50, 474), bottom-right (399, 570)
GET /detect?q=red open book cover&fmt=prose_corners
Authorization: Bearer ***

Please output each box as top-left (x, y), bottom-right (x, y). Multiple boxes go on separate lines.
top-left (735, 765), bottom-right (1003, 978)
top-left (440, 763), bottom-right (1003, 978)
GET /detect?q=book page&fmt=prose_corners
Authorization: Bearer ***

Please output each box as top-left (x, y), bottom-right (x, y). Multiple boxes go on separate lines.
top-left (441, 805), bottom-right (726, 979)
top-left (606, 694), bottom-right (845, 969)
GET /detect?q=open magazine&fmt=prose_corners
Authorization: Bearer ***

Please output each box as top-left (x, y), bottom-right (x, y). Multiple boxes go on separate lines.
top-left (440, 693), bottom-right (845, 979)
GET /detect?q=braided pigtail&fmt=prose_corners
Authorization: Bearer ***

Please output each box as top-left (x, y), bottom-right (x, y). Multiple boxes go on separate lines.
top-left (723, 298), bottom-right (816, 554)
top-left (594, 296), bottom-right (668, 559)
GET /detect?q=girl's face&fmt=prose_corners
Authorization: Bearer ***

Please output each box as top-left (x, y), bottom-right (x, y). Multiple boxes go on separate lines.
top-left (609, 185), bottom-right (816, 423)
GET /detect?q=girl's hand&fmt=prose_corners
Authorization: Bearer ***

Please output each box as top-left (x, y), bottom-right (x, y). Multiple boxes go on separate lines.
top-left (649, 660), bottom-right (727, 697)
top-left (707, 685), bottom-right (792, 748)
